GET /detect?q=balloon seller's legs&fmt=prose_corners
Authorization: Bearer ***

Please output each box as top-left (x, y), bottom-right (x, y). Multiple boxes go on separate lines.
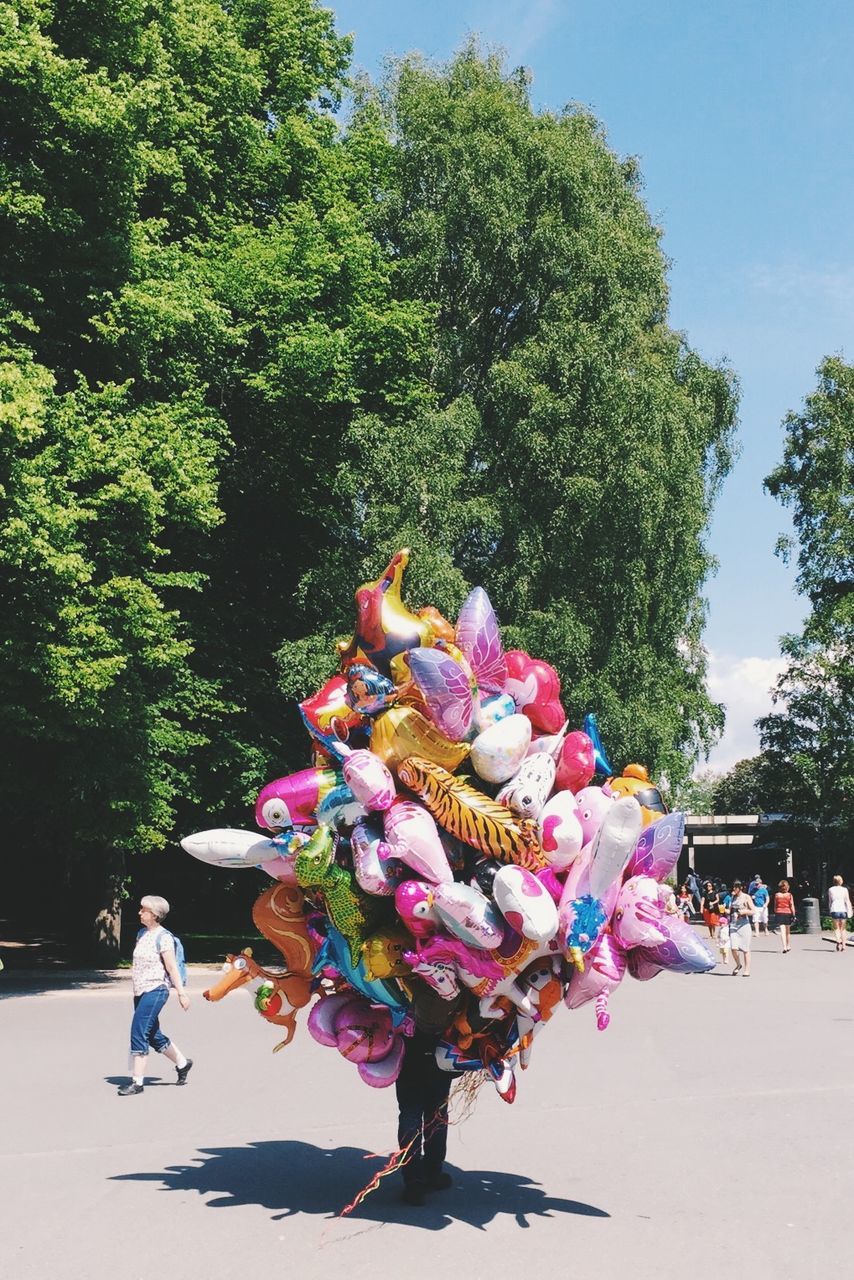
top-left (395, 1046), bottom-right (427, 1185)
top-left (421, 1061), bottom-right (452, 1178)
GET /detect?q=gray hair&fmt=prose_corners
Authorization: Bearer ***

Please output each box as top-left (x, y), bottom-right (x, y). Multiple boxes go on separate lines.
top-left (141, 894), bottom-right (170, 921)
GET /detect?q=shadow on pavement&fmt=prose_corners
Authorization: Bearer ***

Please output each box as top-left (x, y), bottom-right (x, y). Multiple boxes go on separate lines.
top-left (0, 968), bottom-right (126, 999)
top-left (112, 1139), bottom-right (609, 1229)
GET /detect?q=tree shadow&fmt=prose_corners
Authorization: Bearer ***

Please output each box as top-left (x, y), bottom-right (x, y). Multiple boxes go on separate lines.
top-left (0, 967), bottom-right (126, 999)
top-left (111, 1139), bottom-right (609, 1230)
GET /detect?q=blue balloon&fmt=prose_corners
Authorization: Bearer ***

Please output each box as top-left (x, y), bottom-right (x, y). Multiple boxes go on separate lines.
top-left (583, 712), bottom-right (613, 776)
top-left (311, 922), bottom-right (410, 1025)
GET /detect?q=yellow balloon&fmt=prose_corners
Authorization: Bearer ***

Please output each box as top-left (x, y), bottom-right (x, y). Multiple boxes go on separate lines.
top-left (361, 928), bottom-right (413, 980)
top-left (371, 704), bottom-right (470, 775)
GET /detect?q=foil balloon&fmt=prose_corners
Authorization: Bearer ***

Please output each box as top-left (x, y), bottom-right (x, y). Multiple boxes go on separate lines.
top-left (418, 605), bottom-right (456, 644)
top-left (627, 950), bottom-right (663, 981)
top-left (370, 704), bottom-right (470, 775)
top-left (537, 791), bottom-right (584, 871)
top-left (299, 675), bottom-right (368, 761)
top-left (314, 782), bottom-right (368, 831)
top-left (454, 586), bottom-right (507, 694)
top-left (342, 748), bottom-right (396, 811)
top-left (384, 798), bottom-right (452, 884)
top-left (574, 785), bottom-right (616, 847)
top-left (612, 875), bottom-right (670, 950)
top-left (637, 917), bottom-right (716, 974)
top-left (473, 692), bottom-right (516, 733)
top-left (470, 713), bottom-right (533, 784)
top-left (606, 763), bottom-right (668, 827)
top-left (504, 650), bottom-right (565, 734)
top-left (333, 998), bottom-right (395, 1063)
top-left (583, 712), bottom-right (613, 776)
top-left (337, 549), bottom-right (435, 682)
top-left (554, 730), bottom-right (596, 794)
top-left (624, 811), bottom-right (686, 882)
top-left (311, 921), bottom-right (410, 1023)
top-left (497, 753), bottom-right (556, 820)
top-left (564, 932), bottom-right (628, 1029)
top-left (394, 879), bottom-right (440, 938)
top-left (255, 766), bottom-right (341, 831)
top-left (397, 757), bottom-right (547, 872)
top-left (345, 664), bottom-right (398, 717)
top-left (350, 820), bottom-right (405, 896)
top-left (492, 865), bottom-right (559, 944)
top-left (587, 795), bottom-right (643, 900)
top-left (407, 645), bottom-right (474, 741)
top-left (294, 826), bottom-right (387, 964)
top-left (361, 927), bottom-right (413, 980)
top-left (258, 830), bottom-right (312, 884)
top-left (431, 882), bottom-right (505, 949)
top-left (180, 828), bottom-right (280, 870)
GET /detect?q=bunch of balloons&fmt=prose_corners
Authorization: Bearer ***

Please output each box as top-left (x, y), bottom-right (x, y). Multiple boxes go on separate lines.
top-left (184, 549), bottom-right (713, 1104)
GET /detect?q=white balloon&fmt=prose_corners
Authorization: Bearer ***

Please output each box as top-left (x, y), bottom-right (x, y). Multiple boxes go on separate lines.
top-left (180, 828), bottom-right (277, 869)
top-left (470, 714), bottom-right (532, 784)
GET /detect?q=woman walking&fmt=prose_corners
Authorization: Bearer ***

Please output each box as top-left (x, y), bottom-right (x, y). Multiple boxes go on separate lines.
top-left (119, 895), bottom-right (193, 1096)
top-left (773, 880), bottom-right (796, 953)
top-left (727, 880), bottom-right (755, 975)
top-left (827, 876), bottom-right (853, 952)
top-left (700, 881), bottom-right (722, 941)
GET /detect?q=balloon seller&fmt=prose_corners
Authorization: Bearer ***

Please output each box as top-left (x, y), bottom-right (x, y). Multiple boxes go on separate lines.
top-left (184, 550), bottom-right (714, 1209)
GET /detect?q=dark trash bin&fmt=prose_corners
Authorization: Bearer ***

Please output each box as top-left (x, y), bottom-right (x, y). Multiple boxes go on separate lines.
top-left (801, 896), bottom-right (821, 935)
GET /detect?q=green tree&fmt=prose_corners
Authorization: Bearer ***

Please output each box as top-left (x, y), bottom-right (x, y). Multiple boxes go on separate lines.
top-left (330, 45), bottom-right (738, 785)
top-left (760, 356), bottom-right (854, 876)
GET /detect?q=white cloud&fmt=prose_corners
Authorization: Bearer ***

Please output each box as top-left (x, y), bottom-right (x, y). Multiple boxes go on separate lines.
top-left (700, 651), bottom-right (787, 775)
top-left (749, 261), bottom-right (854, 317)
top-left (471, 0), bottom-right (562, 63)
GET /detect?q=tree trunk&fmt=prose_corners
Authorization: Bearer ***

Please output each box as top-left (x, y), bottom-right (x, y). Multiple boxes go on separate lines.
top-left (93, 846), bottom-right (126, 965)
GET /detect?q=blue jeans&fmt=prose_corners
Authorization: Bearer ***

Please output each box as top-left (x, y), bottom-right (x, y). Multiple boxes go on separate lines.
top-left (130, 987), bottom-right (171, 1056)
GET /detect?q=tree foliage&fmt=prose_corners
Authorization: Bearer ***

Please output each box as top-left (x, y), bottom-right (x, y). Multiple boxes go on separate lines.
top-left (760, 356), bottom-right (854, 858)
top-left (0, 17), bottom-right (740, 948)
top-left (324, 46), bottom-right (738, 785)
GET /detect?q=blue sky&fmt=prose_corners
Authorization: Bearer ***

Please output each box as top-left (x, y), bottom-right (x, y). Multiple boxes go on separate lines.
top-left (328, 0), bottom-right (854, 770)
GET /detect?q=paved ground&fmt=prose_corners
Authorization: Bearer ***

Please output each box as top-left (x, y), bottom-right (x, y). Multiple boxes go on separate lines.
top-left (1, 929), bottom-right (852, 1280)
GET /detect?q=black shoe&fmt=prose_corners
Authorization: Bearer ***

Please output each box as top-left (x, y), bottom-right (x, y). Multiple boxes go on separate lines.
top-left (176, 1059), bottom-right (194, 1085)
top-left (425, 1171), bottom-right (453, 1192)
top-left (401, 1182), bottom-right (426, 1206)
top-left (118, 1082), bottom-right (143, 1096)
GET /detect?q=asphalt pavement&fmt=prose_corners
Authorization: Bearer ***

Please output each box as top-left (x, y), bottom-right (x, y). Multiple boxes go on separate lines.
top-left (1, 929), bottom-right (852, 1280)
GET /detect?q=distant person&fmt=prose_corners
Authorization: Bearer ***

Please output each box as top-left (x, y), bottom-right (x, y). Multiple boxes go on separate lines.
top-left (700, 881), bottom-right (722, 940)
top-left (685, 869), bottom-right (702, 914)
top-left (750, 877), bottom-right (770, 935)
top-left (118, 895), bottom-right (192, 1096)
top-left (773, 880), bottom-right (796, 953)
top-left (748, 873), bottom-right (761, 896)
top-left (727, 880), bottom-right (755, 975)
top-left (827, 876), bottom-right (853, 952)
top-left (676, 884), bottom-right (693, 923)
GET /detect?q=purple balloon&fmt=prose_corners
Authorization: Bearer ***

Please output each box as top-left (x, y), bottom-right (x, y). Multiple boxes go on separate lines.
top-left (408, 647), bottom-right (473, 741)
top-left (623, 812), bottom-right (686, 882)
top-left (455, 586), bottom-right (507, 694)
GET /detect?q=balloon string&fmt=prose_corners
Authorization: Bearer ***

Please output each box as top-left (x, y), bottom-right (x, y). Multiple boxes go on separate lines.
top-left (338, 1076), bottom-right (476, 1217)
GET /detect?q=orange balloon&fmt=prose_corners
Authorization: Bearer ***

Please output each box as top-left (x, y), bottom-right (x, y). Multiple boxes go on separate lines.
top-left (607, 764), bottom-right (668, 828)
top-left (338, 549), bottom-right (435, 680)
top-left (370, 704), bottom-right (470, 775)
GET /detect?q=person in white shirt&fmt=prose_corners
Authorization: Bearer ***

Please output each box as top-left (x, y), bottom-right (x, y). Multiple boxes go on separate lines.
top-left (119, 896), bottom-right (193, 1095)
top-left (827, 876), bottom-right (853, 952)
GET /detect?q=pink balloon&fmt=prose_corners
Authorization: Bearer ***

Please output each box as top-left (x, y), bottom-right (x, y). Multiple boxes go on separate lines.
top-left (504, 650), bottom-right (565, 734)
top-left (612, 876), bottom-right (669, 950)
top-left (342, 749), bottom-right (396, 811)
top-left (394, 880), bottom-right (439, 938)
top-left (307, 992), bottom-right (357, 1047)
top-left (537, 791), bottom-right (584, 870)
top-left (334, 1000), bottom-right (394, 1063)
top-left (384, 798), bottom-right (452, 883)
top-left (573, 785), bottom-right (615, 847)
top-left (357, 1036), bottom-right (406, 1087)
top-left (564, 932), bottom-right (627, 1010)
top-left (554, 731), bottom-right (595, 793)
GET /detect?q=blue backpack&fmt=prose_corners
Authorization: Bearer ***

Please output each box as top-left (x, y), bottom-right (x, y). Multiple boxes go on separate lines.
top-left (155, 928), bottom-right (188, 987)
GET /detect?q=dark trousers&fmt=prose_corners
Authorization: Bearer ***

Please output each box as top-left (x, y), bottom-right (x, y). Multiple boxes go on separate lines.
top-left (395, 1031), bottom-right (452, 1187)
